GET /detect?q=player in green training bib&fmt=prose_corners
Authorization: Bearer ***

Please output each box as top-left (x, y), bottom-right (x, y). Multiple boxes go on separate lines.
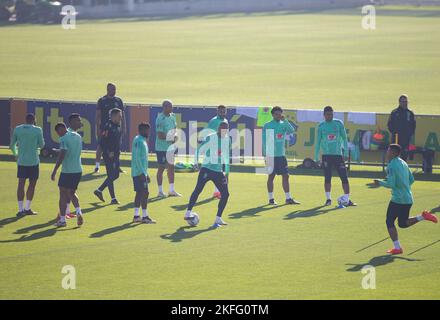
top-left (155, 100), bottom-right (182, 197)
top-left (131, 122), bottom-right (156, 224)
top-left (262, 106), bottom-right (300, 206)
top-left (200, 105), bottom-right (229, 199)
top-left (10, 113), bottom-right (45, 217)
top-left (51, 114), bottom-right (84, 228)
top-left (315, 106), bottom-right (356, 207)
top-left (374, 144), bottom-right (437, 255)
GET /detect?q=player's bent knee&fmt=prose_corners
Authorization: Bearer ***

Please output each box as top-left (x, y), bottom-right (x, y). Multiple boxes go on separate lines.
top-left (398, 220), bottom-right (409, 229)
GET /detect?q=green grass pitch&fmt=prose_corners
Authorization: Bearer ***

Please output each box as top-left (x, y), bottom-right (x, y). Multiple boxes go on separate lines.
top-left (0, 6), bottom-right (440, 113)
top-left (0, 157), bottom-right (439, 299)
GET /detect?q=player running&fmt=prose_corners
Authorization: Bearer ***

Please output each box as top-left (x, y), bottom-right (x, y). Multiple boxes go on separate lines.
top-left (201, 105), bottom-right (229, 199)
top-left (374, 144), bottom-right (437, 255)
top-left (262, 106), bottom-right (300, 205)
top-left (95, 83), bottom-right (126, 173)
top-left (10, 113), bottom-right (45, 217)
top-left (51, 114), bottom-right (84, 227)
top-left (314, 106), bottom-right (356, 207)
top-left (94, 108), bottom-right (123, 204)
top-left (185, 121), bottom-right (231, 228)
top-left (131, 122), bottom-right (156, 224)
top-left (155, 99), bottom-right (181, 197)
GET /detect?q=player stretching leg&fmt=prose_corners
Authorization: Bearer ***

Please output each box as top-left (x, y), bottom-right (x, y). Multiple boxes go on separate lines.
top-left (315, 106), bottom-right (356, 207)
top-left (185, 122), bottom-right (230, 227)
top-left (51, 115), bottom-right (84, 227)
top-left (374, 144), bottom-right (437, 255)
top-left (10, 113), bottom-right (45, 217)
top-left (262, 106), bottom-right (300, 205)
top-left (131, 123), bottom-right (156, 224)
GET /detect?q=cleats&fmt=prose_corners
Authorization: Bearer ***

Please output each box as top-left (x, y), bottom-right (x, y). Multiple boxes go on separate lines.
top-left (133, 216), bottom-right (142, 223)
top-left (324, 199), bottom-right (332, 206)
top-left (213, 191), bottom-right (222, 199)
top-left (215, 217), bottom-right (228, 226)
top-left (168, 191), bottom-right (182, 197)
top-left (94, 190), bottom-right (105, 202)
top-left (24, 209), bottom-right (37, 215)
top-left (387, 248), bottom-right (403, 255)
top-left (77, 214), bottom-right (83, 227)
top-left (110, 199), bottom-right (120, 205)
top-left (16, 211), bottom-right (26, 218)
top-left (157, 191), bottom-right (167, 198)
top-left (94, 167), bottom-right (99, 174)
top-left (422, 210), bottom-right (438, 223)
top-left (286, 198), bottom-right (300, 205)
top-left (142, 216), bottom-right (156, 224)
top-left (55, 220), bottom-right (67, 227)
top-left (268, 199), bottom-right (277, 205)
top-left (346, 200), bottom-right (357, 207)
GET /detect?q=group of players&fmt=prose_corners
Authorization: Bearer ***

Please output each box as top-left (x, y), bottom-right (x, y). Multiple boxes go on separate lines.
top-left (9, 84), bottom-right (438, 254)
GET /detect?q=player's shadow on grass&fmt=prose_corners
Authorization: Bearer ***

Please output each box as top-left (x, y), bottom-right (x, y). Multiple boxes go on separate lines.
top-left (284, 205), bottom-right (340, 220)
top-left (14, 218), bottom-right (58, 234)
top-left (90, 222), bottom-right (141, 238)
top-left (171, 197), bottom-right (215, 211)
top-left (0, 226), bottom-right (78, 243)
top-left (229, 205), bottom-right (276, 219)
top-left (80, 172), bottom-right (106, 182)
top-left (160, 226), bottom-right (215, 243)
top-left (346, 255), bottom-right (422, 272)
top-left (82, 202), bottom-right (111, 214)
top-left (0, 215), bottom-right (25, 229)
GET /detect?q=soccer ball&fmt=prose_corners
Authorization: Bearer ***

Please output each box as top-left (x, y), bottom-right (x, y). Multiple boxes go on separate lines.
top-left (337, 196), bottom-right (348, 207)
top-left (186, 213), bottom-right (200, 227)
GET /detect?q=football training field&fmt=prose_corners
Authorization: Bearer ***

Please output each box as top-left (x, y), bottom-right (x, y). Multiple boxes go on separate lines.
top-left (0, 6), bottom-right (440, 113)
top-left (1, 5), bottom-right (440, 300)
top-left (0, 155), bottom-right (439, 299)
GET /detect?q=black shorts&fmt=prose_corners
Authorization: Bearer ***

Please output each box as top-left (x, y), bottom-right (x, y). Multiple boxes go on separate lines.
top-left (58, 172), bottom-right (82, 190)
top-left (17, 165), bottom-right (39, 180)
top-left (386, 201), bottom-right (412, 229)
top-left (197, 167), bottom-right (228, 191)
top-left (103, 153), bottom-right (120, 181)
top-left (156, 149), bottom-right (178, 166)
top-left (322, 155), bottom-right (348, 184)
top-left (267, 156), bottom-right (289, 175)
top-left (133, 175), bottom-right (149, 193)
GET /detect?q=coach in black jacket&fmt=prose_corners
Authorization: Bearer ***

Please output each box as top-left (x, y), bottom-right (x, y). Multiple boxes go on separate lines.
top-left (94, 108), bottom-right (123, 204)
top-left (387, 94), bottom-right (416, 161)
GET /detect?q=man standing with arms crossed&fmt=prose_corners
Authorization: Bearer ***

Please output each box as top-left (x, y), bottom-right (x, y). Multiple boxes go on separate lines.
top-left (155, 100), bottom-right (181, 197)
top-left (10, 113), bottom-right (45, 217)
top-left (314, 106), bottom-right (356, 207)
top-left (95, 83), bottom-right (126, 173)
top-left (387, 94), bottom-right (416, 162)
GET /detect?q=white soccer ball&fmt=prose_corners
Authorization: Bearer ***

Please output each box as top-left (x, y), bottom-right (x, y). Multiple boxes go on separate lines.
top-left (337, 196), bottom-right (348, 207)
top-left (187, 213), bottom-right (200, 227)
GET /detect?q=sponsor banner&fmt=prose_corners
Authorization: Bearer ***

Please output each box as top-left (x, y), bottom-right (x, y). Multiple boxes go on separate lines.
top-left (26, 100), bottom-right (130, 151)
top-left (281, 110), bottom-right (440, 165)
top-left (149, 106), bottom-right (256, 157)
